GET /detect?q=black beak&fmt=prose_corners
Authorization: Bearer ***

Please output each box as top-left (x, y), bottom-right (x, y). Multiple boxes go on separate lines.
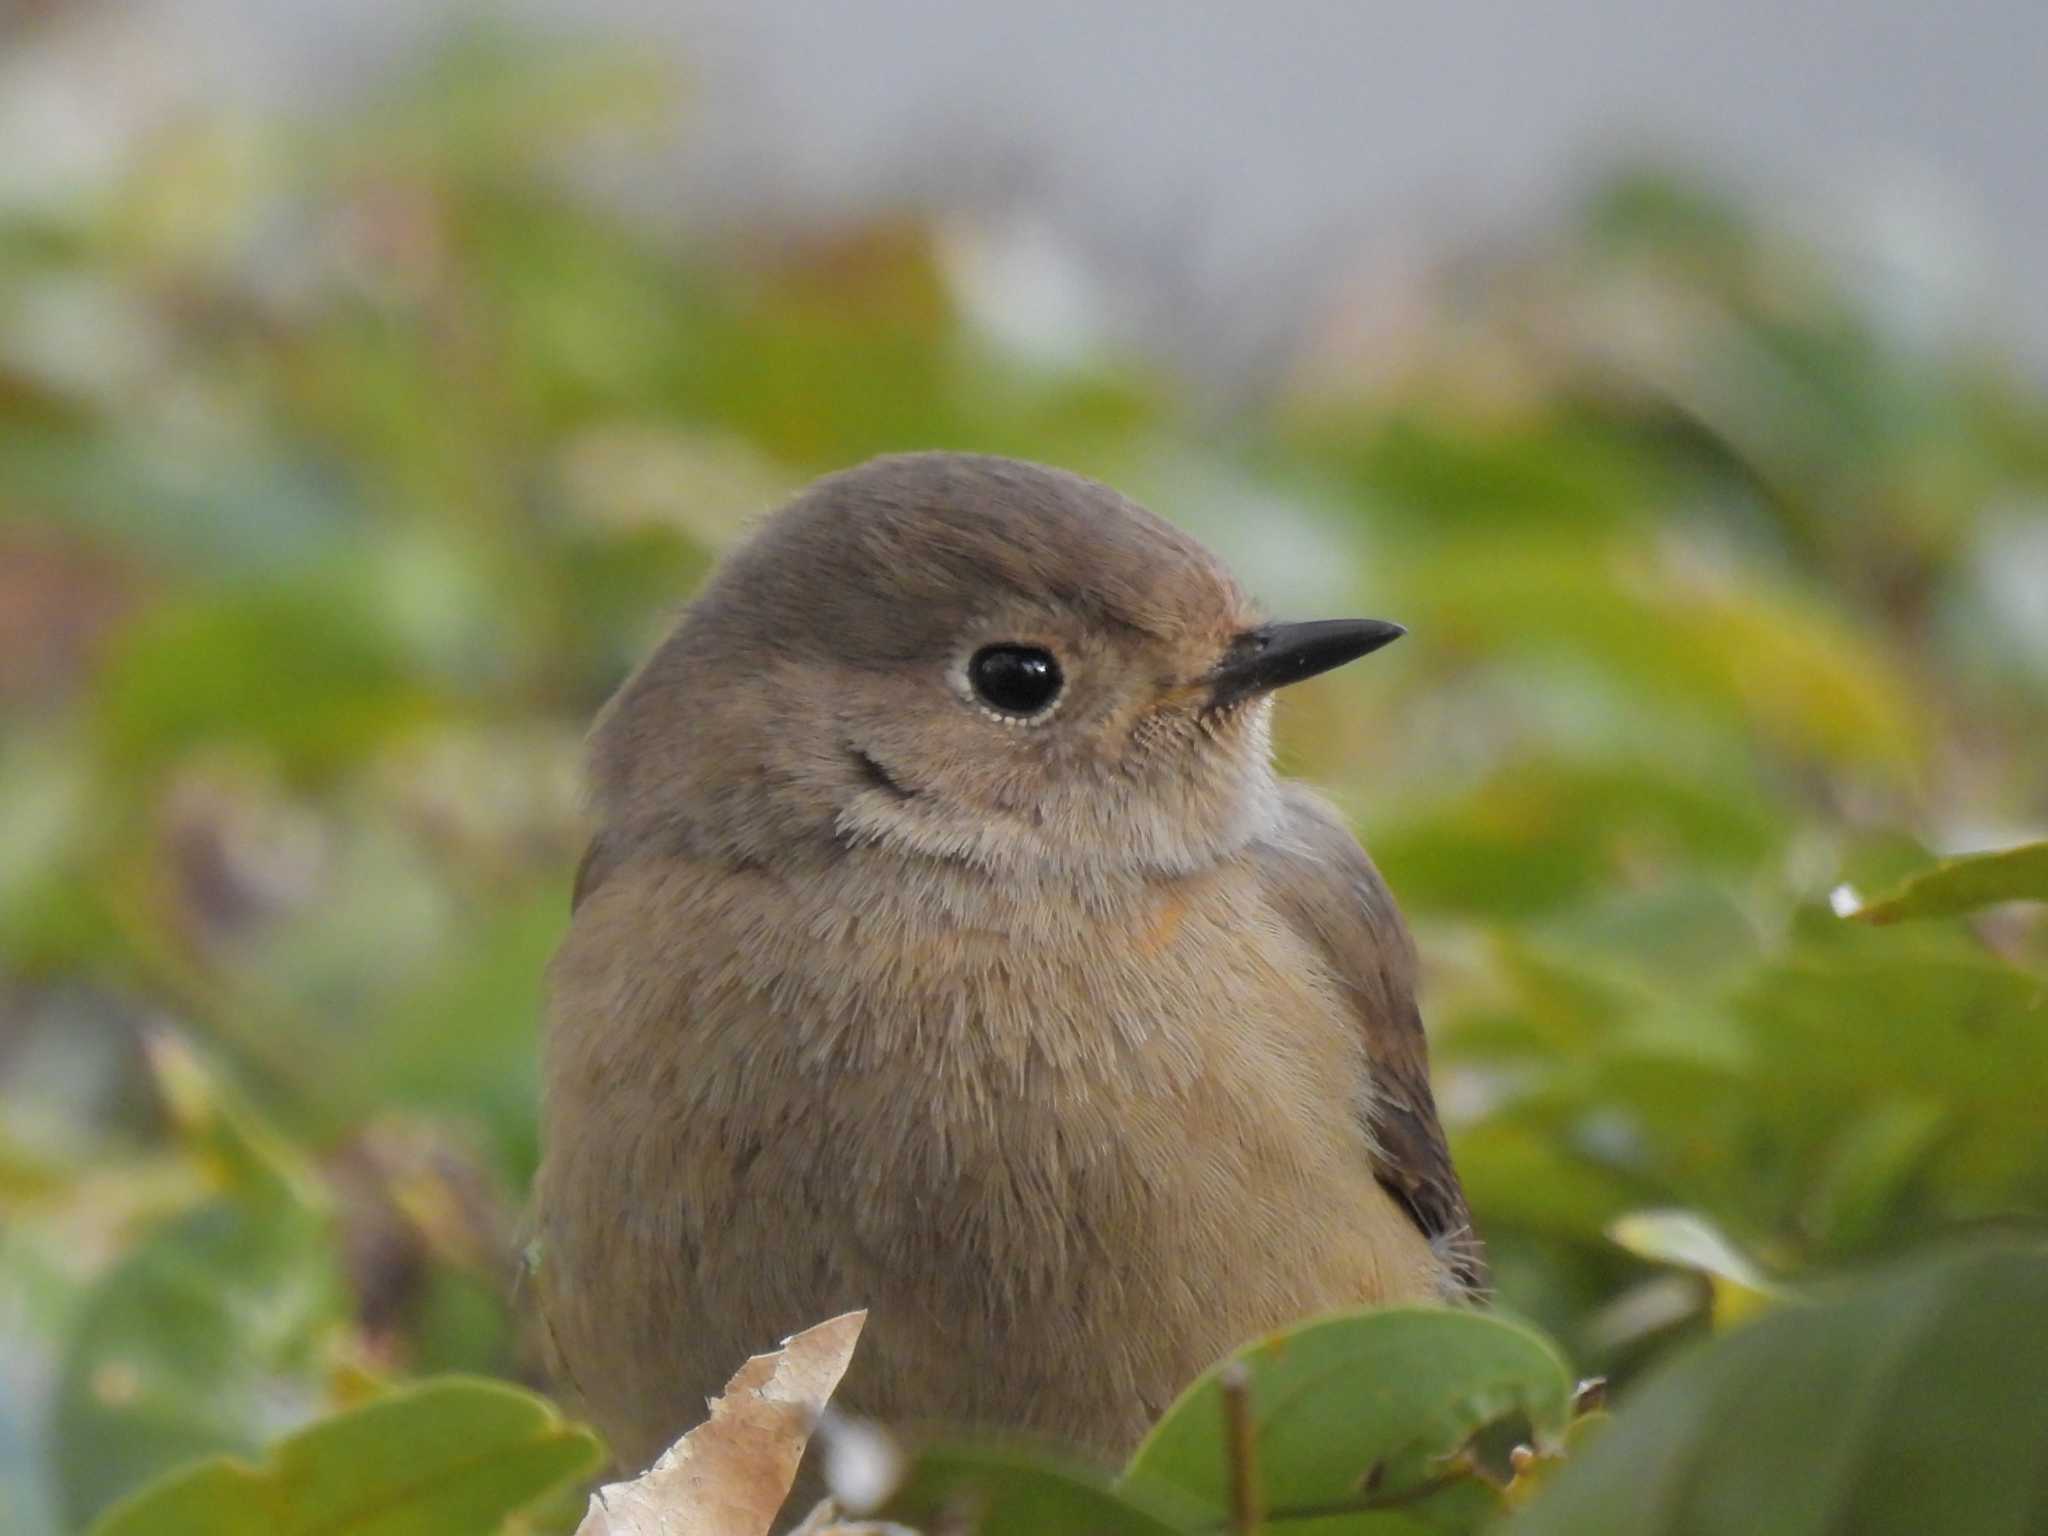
top-left (1207, 618), bottom-right (1406, 707)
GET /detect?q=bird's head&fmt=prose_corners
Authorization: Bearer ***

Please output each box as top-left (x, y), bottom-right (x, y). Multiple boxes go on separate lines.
top-left (589, 453), bottom-right (1403, 880)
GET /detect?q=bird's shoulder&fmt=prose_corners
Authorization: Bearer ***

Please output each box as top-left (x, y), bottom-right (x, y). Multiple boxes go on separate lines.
top-left (1248, 783), bottom-right (1485, 1293)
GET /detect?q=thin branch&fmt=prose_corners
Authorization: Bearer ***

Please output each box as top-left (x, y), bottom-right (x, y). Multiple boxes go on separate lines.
top-left (1219, 1361), bottom-right (1260, 1535)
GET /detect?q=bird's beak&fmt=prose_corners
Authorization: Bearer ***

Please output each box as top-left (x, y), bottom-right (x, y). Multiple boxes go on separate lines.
top-left (1206, 618), bottom-right (1406, 708)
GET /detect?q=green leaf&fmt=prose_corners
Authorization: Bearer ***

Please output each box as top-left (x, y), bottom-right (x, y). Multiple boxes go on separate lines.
top-left (1512, 1242), bottom-right (2048, 1536)
top-left (1321, 411), bottom-right (1667, 537)
top-left (359, 881), bottom-right (569, 1181)
top-left (1606, 1209), bottom-right (1776, 1325)
top-left (1123, 1307), bottom-right (1574, 1524)
top-left (52, 1195), bottom-right (345, 1530)
top-left (89, 1377), bottom-right (603, 1536)
top-left (142, 1030), bottom-right (326, 1209)
top-left (92, 579), bottom-right (443, 783)
top-left (1803, 1100), bottom-right (1953, 1254)
top-left (1838, 841), bottom-right (2048, 924)
top-left (1370, 756), bottom-right (1785, 921)
top-left (1734, 953), bottom-right (2048, 1200)
top-left (1402, 539), bottom-right (1924, 771)
top-left (1452, 1120), bottom-right (1647, 1245)
top-left (877, 1439), bottom-right (1205, 1536)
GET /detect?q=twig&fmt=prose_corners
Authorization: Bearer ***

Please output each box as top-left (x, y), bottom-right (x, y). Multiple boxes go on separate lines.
top-left (1219, 1361), bottom-right (1260, 1535)
top-left (1210, 1463), bottom-right (1477, 1528)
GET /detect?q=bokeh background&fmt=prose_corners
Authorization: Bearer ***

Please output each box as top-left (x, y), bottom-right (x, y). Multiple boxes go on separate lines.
top-left (3, 4), bottom-right (2046, 1532)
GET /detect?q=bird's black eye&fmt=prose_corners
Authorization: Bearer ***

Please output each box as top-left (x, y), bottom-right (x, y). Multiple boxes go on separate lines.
top-left (968, 645), bottom-right (1064, 717)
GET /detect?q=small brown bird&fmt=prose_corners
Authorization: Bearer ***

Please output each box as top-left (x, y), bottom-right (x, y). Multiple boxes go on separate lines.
top-left (534, 452), bottom-right (1480, 1472)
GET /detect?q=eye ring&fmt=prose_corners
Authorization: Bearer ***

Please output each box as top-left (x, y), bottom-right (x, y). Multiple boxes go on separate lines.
top-left (967, 644), bottom-right (1064, 720)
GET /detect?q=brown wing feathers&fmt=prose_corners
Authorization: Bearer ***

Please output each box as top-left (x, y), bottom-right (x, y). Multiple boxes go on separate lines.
top-left (1254, 786), bottom-right (1485, 1294)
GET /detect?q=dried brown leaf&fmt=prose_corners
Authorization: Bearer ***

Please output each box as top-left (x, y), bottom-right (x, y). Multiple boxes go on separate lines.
top-left (578, 1310), bottom-right (867, 1536)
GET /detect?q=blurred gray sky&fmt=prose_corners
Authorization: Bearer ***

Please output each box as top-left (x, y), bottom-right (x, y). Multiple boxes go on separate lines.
top-left (7, 0), bottom-right (2045, 379)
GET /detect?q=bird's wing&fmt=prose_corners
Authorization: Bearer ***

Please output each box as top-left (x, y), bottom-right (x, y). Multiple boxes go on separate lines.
top-left (1252, 784), bottom-right (1485, 1294)
top-left (570, 828), bottom-right (621, 913)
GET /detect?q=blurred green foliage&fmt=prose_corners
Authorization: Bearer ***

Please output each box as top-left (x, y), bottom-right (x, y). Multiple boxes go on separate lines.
top-left (2, 29), bottom-right (2046, 1536)
top-left (1515, 1242), bottom-right (2048, 1536)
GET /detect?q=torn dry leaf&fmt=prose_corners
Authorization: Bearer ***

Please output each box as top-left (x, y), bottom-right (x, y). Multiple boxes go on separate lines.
top-left (578, 1310), bottom-right (868, 1536)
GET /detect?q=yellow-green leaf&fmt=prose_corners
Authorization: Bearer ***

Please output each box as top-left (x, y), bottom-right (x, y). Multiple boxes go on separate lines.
top-left (1607, 1209), bottom-right (1777, 1326)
